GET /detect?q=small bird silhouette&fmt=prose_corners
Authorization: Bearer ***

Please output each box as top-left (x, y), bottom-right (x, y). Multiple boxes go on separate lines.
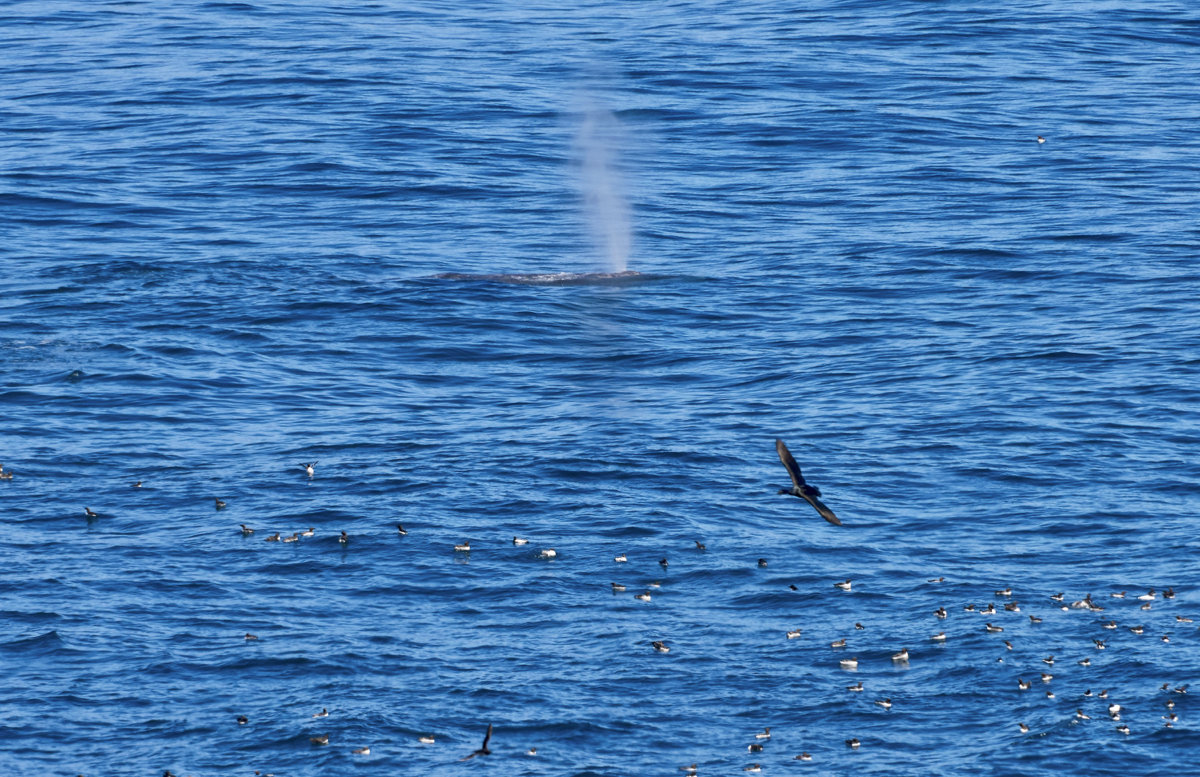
top-left (460, 723), bottom-right (492, 760)
top-left (214, 498), bottom-right (227, 510)
top-left (775, 439), bottom-right (841, 525)
top-left (84, 507), bottom-right (98, 518)
top-left (301, 461), bottom-right (317, 478)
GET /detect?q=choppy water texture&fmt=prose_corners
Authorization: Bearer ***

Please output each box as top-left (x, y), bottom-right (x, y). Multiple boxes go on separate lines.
top-left (3, 2), bottom-right (1200, 775)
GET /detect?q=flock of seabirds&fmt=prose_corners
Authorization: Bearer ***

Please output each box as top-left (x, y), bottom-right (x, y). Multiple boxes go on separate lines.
top-left (5, 435), bottom-right (1188, 773)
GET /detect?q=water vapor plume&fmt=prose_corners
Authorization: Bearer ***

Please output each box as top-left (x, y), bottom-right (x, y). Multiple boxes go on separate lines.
top-left (574, 105), bottom-right (632, 273)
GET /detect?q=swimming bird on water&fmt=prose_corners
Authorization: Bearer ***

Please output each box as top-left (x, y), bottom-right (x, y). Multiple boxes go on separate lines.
top-left (352, 746), bottom-right (370, 755)
top-left (338, 531), bottom-right (348, 544)
top-left (513, 536), bottom-right (527, 545)
top-left (313, 708), bottom-right (328, 718)
top-left (215, 498), bottom-right (226, 510)
top-left (397, 524), bottom-right (408, 536)
top-left (310, 734), bottom-right (328, 745)
top-left (755, 727), bottom-right (771, 739)
top-left (300, 527), bottom-right (314, 537)
top-left (775, 439), bottom-right (842, 525)
top-left (240, 524), bottom-right (254, 535)
top-left (418, 735), bottom-right (435, 744)
top-left (301, 461), bottom-right (317, 478)
top-left (459, 723), bottom-right (492, 760)
top-left (84, 507), bottom-right (98, 518)
top-left (237, 715), bottom-right (248, 725)
top-left (835, 579), bottom-right (852, 591)
top-left (652, 640), bottom-right (670, 653)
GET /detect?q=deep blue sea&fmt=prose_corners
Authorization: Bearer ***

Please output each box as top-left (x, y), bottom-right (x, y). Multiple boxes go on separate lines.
top-left (3, 2), bottom-right (1200, 775)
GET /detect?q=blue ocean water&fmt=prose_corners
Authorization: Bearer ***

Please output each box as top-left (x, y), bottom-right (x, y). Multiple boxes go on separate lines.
top-left (3, 1), bottom-right (1200, 774)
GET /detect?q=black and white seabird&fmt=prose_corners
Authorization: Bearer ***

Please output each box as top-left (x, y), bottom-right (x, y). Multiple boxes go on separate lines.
top-left (237, 715), bottom-right (248, 725)
top-left (215, 498), bottom-right (226, 510)
top-left (775, 439), bottom-right (842, 525)
top-left (302, 461), bottom-right (317, 478)
top-left (652, 640), bottom-right (670, 653)
top-left (240, 524), bottom-right (254, 535)
top-left (460, 723), bottom-right (492, 760)
top-left (310, 734), bottom-right (329, 745)
top-left (397, 524), bottom-right (408, 535)
top-left (84, 507), bottom-right (98, 518)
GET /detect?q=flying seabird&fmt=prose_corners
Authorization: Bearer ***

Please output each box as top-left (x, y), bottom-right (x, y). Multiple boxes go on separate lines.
top-left (775, 439), bottom-right (842, 525)
top-left (460, 724), bottom-right (492, 760)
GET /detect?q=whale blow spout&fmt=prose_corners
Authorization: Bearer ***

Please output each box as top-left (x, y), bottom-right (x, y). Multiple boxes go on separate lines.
top-left (576, 106), bottom-right (631, 273)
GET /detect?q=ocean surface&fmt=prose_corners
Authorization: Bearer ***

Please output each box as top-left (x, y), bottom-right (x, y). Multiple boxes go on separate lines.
top-left (2, 2), bottom-right (1199, 775)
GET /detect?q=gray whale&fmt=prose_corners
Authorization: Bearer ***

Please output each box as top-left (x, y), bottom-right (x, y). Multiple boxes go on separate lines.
top-left (435, 270), bottom-right (646, 286)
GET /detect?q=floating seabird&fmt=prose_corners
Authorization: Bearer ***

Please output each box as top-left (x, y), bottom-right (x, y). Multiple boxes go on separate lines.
top-left (611, 583), bottom-right (626, 592)
top-left (831, 638), bottom-right (847, 648)
top-left (757, 558), bottom-right (768, 568)
top-left (352, 746), bottom-right (370, 755)
top-left (755, 727), bottom-right (771, 739)
top-left (1030, 615), bottom-right (1042, 623)
top-left (1037, 136), bottom-right (1046, 144)
top-left (513, 536), bottom-right (528, 545)
top-left (1043, 656), bottom-right (1054, 665)
top-left (892, 648), bottom-right (909, 662)
top-left (795, 752), bottom-right (812, 761)
top-left (846, 738), bottom-right (860, 749)
top-left (834, 579), bottom-right (852, 591)
top-left (215, 498), bottom-right (226, 510)
top-left (237, 715), bottom-right (248, 725)
top-left (244, 633), bottom-right (258, 640)
top-left (652, 640), bottom-right (670, 653)
top-left (786, 629), bottom-right (803, 639)
top-left (935, 607), bottom-right (947, 619)
top-left (459, 724), bottom-right (492, 760)
top-left (132, 480), bottom-right (142, 488)
top-left (282, 533), bottom-right (298, 543)
top-left (338, 531), bottom-right (348, 544)
top-left (1139, 590), bottom-right (1156, 601)
top-left (1164, 588), bottom-right (1175, 599)
top-left (1103, 621), bottom-right (1117, 630)
top-left (1041, 673), bottom-right (1053, 683)
top-left (1018, 679), bottom-right (1032, 690)
top-left (1077, 709), bottom-right (1090, 720)
top-left (1116, 724), bottom-right (1130, 735)
top-left (1094, 639), bottom-right (1106, 649)
top-left (847, 681), bottom-right (864, 692)
top-left (300, 527), bottom-right (314, 537)
top-left (775, 439), bottom-right (842, 525)
top-left (985, 623), bottom-right (1004, 633)
top-left (931, 632), bottom-right (946, 642)
top-left (614, 553), bottom-right (627, 563)
top-left (539, 549), bottom-right (557, 559)
top-left (310, 734), bottom-right (329, 745)
top-left (397, 524), bottom-right (408, 535)
top-left (526, 747), bottom-right (537, 756)
top-left (855, 622), bottom-right (864, 630)
top-left (1112, 591), bottom-right (1126, 599)
top-left (1176, 615), bottom-right (1193, 623)
top-left (302, 462), bottom-right (317, 478)
top-left (659, 558), bottom-right (669, 569)
top-left (240, 524), bottom-right (255, 535)
top-left (1130, 625), bottom-right (1144, 635)
top-left (313, 708), bottom-right (328, 718)
top-left (264, 533), bottom-right (280, 542)
top-left (634, 592), bottom-right (652, 602)
top-left (84, 507), bottom-right (98, 518)
top-left (1079, 658), bottom-right (1091, 666)
top-left (454, 541), bottom-right (470, 552)
top-left (840, 657), bottom-right (858, 669)
top-left (875, 698), bottom-right (892, 710)
top-left (695, 540), bottom-right (706, 551)
top-left (743, 765), bottom-right (761, 773)
top-left (1004, 641), bottom-right (1013, 650)
top-left (1019, 722), bottom-right (1030, 733)
top-left (1050, 592), bottom-right (1064, 602)
top-left (748, 743), bottom-right (764, 752)
top-left (996, 587), bottom-right (1012, 597)
top-left (418, 735), bottom-right (435, 744)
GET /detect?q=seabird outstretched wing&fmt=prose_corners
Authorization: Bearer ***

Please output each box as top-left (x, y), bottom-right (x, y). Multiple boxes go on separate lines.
top-left (776, 439), bottom-right (806, 489)
top-left (803, 492), bottom-right (842, 526)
